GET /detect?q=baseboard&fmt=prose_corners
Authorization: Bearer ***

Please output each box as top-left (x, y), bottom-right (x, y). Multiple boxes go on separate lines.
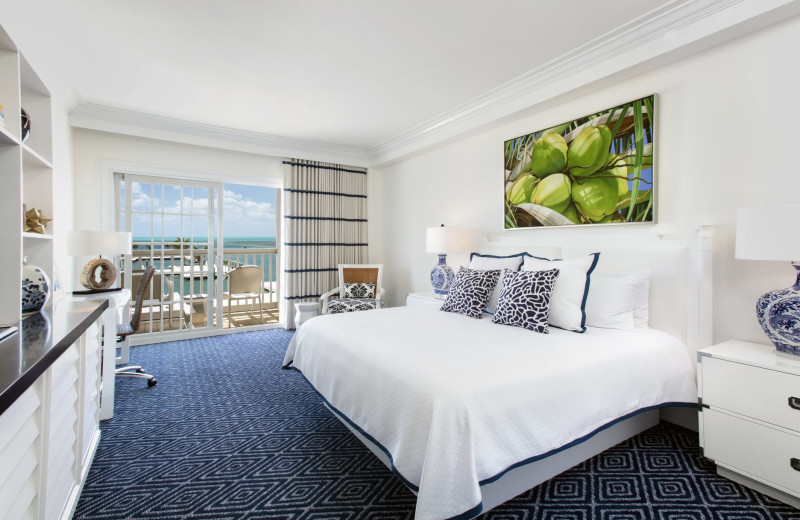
top-left (660, 406), bottom-right (698, 431)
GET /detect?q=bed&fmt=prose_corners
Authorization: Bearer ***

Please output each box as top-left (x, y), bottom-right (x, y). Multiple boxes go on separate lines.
top-left (282, 228), bottom-right (713, 520)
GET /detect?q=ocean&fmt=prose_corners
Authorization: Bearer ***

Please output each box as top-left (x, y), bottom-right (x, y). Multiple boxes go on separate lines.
top-left (130, 237), bottom-right (278, 296)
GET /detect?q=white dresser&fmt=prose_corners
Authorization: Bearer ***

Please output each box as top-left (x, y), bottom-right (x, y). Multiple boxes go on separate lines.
top-left (698, 340), bottom-right (800, 509)
top-left (0, 299), bottom-right (107, 520)
top-left (405, 292), bottom-right (445, 307)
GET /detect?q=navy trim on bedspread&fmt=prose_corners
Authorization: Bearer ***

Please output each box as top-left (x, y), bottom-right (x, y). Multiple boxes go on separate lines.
top-left (288, 364), bottom-right (696, 520)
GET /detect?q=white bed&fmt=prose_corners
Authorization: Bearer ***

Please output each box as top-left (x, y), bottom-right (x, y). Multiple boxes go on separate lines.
top-left (282, 228), bottom-right (713, 520)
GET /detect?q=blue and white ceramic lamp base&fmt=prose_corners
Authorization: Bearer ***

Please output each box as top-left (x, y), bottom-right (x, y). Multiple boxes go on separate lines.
top-left (757, 264), bottom-right (800, 356)
top-left (430, 254), bottom-right (455, 296)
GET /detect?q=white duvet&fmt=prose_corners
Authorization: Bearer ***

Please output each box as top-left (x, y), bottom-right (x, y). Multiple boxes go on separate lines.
top-left (282, 305), bottom-right (697, 520)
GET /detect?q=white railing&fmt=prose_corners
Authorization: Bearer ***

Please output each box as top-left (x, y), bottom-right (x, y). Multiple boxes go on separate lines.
top-left (127, 247), bottom-right (279, 332)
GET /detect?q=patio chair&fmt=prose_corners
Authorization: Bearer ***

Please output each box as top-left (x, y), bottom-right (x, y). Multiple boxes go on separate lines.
top-left (128, 270), bottom-right (192, 330)
top-left (223, 265), bottom-right (264, 326)
top-left (320, 264), bottom-right (385, 314)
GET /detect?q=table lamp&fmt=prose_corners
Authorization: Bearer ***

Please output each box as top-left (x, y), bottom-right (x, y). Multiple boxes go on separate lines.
top-left (735, 203), bottom-right (800, 356)
top-left (425, 225), bottom-right (477, 296)
top-left (67, 230), bottom-right (132, 294)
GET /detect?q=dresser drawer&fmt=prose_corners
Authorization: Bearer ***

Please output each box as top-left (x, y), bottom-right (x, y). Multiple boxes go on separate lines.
top-left (703, 408), bottom-right (800, 495)
top-left (702, 356), bottom-right (800, 432)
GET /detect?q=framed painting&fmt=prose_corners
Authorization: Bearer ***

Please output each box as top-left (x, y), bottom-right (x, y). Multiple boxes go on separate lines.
top-left (504, 94), bottom-right (655, 228)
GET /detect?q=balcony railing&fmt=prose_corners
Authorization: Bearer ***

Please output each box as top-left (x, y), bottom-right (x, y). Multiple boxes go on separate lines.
top-left (127, 247), bottom-right (279, 332)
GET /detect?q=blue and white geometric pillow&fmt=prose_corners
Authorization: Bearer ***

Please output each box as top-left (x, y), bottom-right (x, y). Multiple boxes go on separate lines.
top-left (344, 282), bottom-right (376, 299)
top-left (492, 268), bottom-right (560, 333)
top-left (328, 298), bottom-right (385, 314)
top-left (440, 267), bottom-right (501, 319)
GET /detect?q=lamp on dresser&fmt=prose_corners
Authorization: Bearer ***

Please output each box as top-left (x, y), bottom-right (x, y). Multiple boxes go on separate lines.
top-left (67, 230), bottom-right (132, 294)
top-left (425, 225), bottom-right (477, 295)
top-left (735, 203), bottom-right (800, 356)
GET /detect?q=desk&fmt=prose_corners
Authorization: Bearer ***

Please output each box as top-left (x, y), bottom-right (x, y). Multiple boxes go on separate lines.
top-left (71, 289), bottom-right (131, 420)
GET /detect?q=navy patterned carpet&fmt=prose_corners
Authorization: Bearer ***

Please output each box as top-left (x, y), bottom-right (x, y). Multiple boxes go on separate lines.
top-left (74, 330), bottom-right (799, 520)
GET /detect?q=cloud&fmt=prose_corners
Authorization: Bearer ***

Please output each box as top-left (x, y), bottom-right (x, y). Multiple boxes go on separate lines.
top-left (223, 189), bottom-right (274, 223)
top-left (128, 183), bottom-right (276, 238)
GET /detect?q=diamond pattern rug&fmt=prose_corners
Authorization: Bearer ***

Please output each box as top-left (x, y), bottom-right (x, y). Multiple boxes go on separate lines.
top-left (74, 330), bottom-right (800, 519)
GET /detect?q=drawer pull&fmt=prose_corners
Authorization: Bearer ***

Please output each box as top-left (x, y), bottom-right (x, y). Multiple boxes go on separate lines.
top-left (790, 397), bottom-right (800, 410)
top-left (792, 458), bottom-right (800, 472)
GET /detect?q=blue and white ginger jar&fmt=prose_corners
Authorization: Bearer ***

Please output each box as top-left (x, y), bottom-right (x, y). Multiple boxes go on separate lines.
top-left (430, 254), bottom-right (455, 296)
top-left (22, 257), bottom-right (50, 316)
top-left (756, 264), bottom-right (800, 356)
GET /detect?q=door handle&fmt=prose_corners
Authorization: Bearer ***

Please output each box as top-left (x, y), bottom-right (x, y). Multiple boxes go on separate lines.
top-left (791, 458), bottom-right (800, 472)
top-left (789, 397), bottom-right (800, 410)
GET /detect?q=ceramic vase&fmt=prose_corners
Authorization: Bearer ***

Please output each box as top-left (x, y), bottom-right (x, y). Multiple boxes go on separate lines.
top-left (756, 264), bottom-right (800, 356)
top-left (22, 257), bottom-right (50, 316)
top-left (430, 254), bottom-right (454, 296)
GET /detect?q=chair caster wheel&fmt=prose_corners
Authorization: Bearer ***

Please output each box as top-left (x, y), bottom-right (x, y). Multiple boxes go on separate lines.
top-left (148, 379), bottom-right (157, 387)
top-left (136, 368), bottom-right (145, 373)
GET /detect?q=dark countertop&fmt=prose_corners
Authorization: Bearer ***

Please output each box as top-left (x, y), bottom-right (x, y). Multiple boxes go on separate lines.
top-left (0, 297), bottom-right (109, 416)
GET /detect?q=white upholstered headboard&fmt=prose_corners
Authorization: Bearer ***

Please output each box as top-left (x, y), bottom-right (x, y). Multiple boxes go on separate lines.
top-left (480, 227), bottom-right (714, 358)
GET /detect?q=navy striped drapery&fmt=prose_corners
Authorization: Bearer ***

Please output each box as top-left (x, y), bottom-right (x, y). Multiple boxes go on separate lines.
top-left (282, 159), bottom-right (368, 328)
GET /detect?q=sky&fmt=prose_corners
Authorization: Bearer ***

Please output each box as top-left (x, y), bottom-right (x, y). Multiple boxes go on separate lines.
top-left (127, 182), bottom-right (276, 239)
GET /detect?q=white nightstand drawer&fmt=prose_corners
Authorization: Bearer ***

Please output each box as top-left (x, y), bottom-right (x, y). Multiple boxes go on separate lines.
top-left (703, 408), bottom-right (800, 496)
top-left (702, 356), bottom-right (800, 432)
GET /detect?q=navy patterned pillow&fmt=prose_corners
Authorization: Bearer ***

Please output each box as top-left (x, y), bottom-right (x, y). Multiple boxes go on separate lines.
top-left (440, 267), bottom-right (501, 319)
top-left (492, 268), bottom-right (560, 333)
top-left (344, 282), bottom-right (376, 299)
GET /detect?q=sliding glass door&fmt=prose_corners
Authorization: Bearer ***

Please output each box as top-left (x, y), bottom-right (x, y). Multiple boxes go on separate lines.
top-left (116, 173), bottom-right (224, 338)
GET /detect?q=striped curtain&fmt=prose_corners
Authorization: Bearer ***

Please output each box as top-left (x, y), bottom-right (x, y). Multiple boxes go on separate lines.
top-left (282, 159), bottom-right (368, 328)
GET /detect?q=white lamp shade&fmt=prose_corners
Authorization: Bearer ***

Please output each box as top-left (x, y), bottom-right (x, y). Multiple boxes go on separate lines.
top-left (67, 230), bottom-right (133, 256)
top-left (425, 226), bottom-right (478, 254)
top-left (735, 204), bottom-right (800, 262)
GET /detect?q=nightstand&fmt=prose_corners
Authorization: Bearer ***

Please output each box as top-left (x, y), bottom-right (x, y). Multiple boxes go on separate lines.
top-left (406, 292), bottom-right (445, 307)
top-left (698, 340), bottom-right (800, 508)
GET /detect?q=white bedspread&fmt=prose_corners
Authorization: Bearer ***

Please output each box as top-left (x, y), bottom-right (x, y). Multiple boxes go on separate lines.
top-left (282, 305), bottom-right (697, 520)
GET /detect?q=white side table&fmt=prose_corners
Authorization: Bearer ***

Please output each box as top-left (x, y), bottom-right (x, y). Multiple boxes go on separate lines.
top-left (406, 292), bottom-right (446, 307)
top-left (698, 340), bottom-right (800, 508)
top-left (295, 302), bottom-right (320, 329)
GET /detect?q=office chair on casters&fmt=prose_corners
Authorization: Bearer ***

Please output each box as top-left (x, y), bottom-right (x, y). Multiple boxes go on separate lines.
top-left (116, 265), bottom-right (157, 387)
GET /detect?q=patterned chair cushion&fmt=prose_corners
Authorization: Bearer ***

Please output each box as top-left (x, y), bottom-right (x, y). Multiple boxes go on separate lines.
top-left (491, 268), bottom-right (560, 333)
top-left (440, 267), bottom-right (501, 319)
top-left (328, 298), bottom-right (385, 314)
top-left (344, 282), bottom-right (376, 299)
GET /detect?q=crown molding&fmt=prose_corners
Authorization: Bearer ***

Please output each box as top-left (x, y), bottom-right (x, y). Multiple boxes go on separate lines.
top-left (368, 0), bottom-right (800, 165)
top-left (68, 0), bottom-right (800, 169)
top-left (69, 104), bottom-right (371, 167)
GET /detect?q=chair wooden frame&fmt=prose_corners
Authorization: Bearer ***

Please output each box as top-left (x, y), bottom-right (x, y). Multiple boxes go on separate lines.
top-left (320, 264), bottom-right (385, 314)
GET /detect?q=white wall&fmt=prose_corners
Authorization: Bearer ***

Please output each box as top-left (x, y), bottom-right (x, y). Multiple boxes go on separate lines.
top-left (72, 127), bottom-right (283, 222)
top-left (70, 128), bottom-right (284, 289)
top-left (370, 15), bottom-right (800, 345)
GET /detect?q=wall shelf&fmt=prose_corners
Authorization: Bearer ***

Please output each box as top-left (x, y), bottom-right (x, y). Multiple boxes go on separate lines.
top-left (22, 143), bottom-right (53, 169)
top-left (22, 232), bottom-right (53, 240)
top-left (0, 22), bottom-right (53, 330)
top-left (0, 125), bottom-right (18, 145)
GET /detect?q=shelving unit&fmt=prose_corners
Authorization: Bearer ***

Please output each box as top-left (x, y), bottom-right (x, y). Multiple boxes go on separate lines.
top-left (0, 23), bottom-right (54, 327)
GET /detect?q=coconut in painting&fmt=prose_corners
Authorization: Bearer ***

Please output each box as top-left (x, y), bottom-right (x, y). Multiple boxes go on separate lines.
top-left (504, 94), bottom-right (655, 228)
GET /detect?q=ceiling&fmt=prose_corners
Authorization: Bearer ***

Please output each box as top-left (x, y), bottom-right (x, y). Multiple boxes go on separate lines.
top-left (0, 0), bottom-right (795, 162)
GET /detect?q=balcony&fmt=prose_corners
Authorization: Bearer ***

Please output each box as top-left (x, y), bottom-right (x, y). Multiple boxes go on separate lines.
top-left (127, 247), bottom-right (280, 334)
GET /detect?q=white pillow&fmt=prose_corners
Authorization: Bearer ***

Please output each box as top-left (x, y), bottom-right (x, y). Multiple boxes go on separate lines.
top-left (468, 253), bottom-right (525, 313)
top-left (631, 272), bottom-right (650, 327)
top-left (521, 253), bottom-right (599, 332)
top-left (585, 270), bottom-right (650, 330)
